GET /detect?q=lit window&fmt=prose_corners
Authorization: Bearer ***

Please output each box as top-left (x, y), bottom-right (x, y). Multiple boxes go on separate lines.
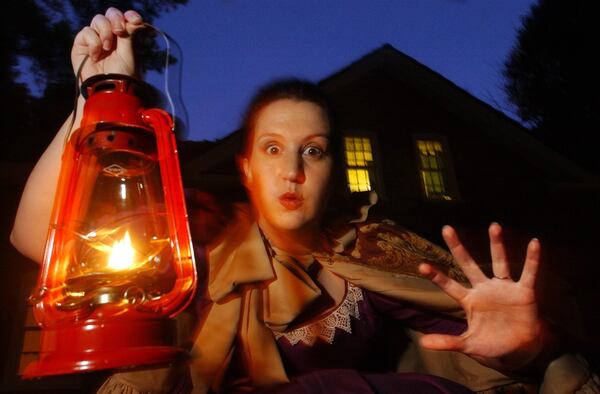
top-left (416, 139), bottom-right (453, 201)
top-left (344, 136), bottom-right (374, 192)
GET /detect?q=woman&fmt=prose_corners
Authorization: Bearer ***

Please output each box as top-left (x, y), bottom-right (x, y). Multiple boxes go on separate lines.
top-left (10, 8), bottom-right (584, 394)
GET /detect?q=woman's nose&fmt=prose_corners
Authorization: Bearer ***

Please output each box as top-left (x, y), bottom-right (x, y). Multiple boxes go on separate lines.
top-left (282, 153), bottom-right (306, 184)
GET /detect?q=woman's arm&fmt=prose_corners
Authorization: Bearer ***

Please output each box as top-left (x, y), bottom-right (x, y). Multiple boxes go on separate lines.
top-left (10, 8), bottom-right (144, 263)
top-left (11, 112), bottom-right (79, 263)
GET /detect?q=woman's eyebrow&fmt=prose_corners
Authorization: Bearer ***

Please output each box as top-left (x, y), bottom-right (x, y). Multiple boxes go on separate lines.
top-left (255, 132), bottom-right (283, 141)
top-left (303, 134), bottom-right (330, 143)
top-left (306, 133), bottom-right (329, 138)
top-left (255, 133), bottom-right (329, 142)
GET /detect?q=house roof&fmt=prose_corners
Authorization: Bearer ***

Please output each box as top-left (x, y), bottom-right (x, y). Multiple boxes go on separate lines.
top-left (182, 44), bottom-right (596, 183)
top-left (319, 44), bottom-right (594, 181)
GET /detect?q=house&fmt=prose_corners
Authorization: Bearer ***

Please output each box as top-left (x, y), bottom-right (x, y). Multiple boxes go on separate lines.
top-left (3, 44), bottom-right (599, 391)
top-left (180, 44), bottom-right (598, 263)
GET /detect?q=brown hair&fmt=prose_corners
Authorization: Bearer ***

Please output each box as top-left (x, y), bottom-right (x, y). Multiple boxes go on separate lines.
top-left (239, 78), bottom-right (340, 158)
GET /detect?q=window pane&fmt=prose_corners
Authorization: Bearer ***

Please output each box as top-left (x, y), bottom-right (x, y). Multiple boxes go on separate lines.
top-left (420, 156), bottom-right (429, 169)
top-left (421, 171), bottom-right (432, 187)
top-left (358, 169), bottom-right (371, 191)
top-left (345, 138), bottom-right (353, 152)
top-left (355, 141), bottom-right (363, 152)
top-left (362, 138), bottom-right (372, 151)
top-left (347, 169), bottom-right (358, 184)
top-left (431, 172), bottom-right (442, 191)
top-left (428, 156), bottom-right (438, 169)
top-left (355, 151), bottom-right (365, 166)
top-left (357, 169), bottom-right (366, 184)
top-left (346, 151), bottom-right (356, 166)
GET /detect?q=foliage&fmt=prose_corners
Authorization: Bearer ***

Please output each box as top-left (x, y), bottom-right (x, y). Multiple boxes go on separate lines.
top-left (503, 0), bottom-right (600, 173)
top-left (0, 0), bottom-right (187, 161)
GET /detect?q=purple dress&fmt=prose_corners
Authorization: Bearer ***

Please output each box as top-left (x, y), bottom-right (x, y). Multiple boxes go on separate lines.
top-left (270, 283), bottom-right (472, 394)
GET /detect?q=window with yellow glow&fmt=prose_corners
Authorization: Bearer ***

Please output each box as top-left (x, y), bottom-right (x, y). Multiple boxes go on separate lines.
top-left (416, 139), bottom-right (453, 200)
top-left (344, 136), bottom-right (374, 192)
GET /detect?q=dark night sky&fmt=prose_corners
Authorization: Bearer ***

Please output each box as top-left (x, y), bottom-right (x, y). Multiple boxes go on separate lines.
top-left (142, 1), bottom-right (536, 141)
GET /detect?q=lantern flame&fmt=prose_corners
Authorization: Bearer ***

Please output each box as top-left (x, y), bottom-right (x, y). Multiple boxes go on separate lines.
top-left (107, 231), bottom-right (136, 270)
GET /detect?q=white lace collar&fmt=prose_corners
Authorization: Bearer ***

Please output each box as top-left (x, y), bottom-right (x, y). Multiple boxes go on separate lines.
top-left (273, 283), bottom-right (363, 346)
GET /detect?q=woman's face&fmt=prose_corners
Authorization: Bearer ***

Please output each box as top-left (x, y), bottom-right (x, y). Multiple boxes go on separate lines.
top-left (242, 98), bottom-right (333, 236)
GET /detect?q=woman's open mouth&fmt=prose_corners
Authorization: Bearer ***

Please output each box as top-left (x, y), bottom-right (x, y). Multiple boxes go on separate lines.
top-left (279, 192), bottom-right (303, 210)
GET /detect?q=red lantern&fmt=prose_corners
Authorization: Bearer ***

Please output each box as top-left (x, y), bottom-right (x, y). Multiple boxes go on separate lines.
top-left (23, 74), bottom-right (196, 377)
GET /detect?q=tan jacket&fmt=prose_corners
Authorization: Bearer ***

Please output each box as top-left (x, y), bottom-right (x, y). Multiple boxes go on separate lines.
top-left (98, 201), bottom-right (595, 393)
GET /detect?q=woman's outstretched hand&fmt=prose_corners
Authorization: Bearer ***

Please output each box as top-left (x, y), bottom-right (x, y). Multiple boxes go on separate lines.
top-left (419, 223), bottom-right (553, 372)
top-left (71, 7), bottom-right (144, 81)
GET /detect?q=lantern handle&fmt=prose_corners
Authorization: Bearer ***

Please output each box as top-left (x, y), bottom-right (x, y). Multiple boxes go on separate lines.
top-left (63, 54), bottom-right (89, 147)
top-left (66, 22), bottom-right (185, 146)
top-left (143, 22), bottom-right (179, 132)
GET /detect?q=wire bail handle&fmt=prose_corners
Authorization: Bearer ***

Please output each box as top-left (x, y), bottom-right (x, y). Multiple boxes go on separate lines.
top-left (68, 22), bottom-right (180, 143)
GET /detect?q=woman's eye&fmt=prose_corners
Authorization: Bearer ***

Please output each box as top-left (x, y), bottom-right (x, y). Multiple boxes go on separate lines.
top-left (303, 146), bottom-right (323, 158)
top-left (266, 145), bottom-right (280, 155)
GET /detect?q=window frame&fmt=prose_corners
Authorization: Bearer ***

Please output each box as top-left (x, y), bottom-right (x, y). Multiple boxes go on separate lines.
top-left (412, 133), bottom-right (460, 202)
top-left (341, 131), bottom-right (385, 197)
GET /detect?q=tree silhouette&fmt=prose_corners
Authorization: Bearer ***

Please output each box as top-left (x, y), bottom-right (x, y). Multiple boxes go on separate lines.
top-left (503, 0), bottom-right (600, 174)
top-left (0, 0), bottom-right (187, 162)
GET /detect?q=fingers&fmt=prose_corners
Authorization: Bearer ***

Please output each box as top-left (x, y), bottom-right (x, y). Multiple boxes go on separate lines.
top-left (420, 333), bottom-right (463, 352)
top-left (419, 263), bottom-right (469, 301)
top-left (91, 14), bottom-right (114, 52)
top-left (106, 8), bottom-right (144, 35)
top-left (123, 10), bottom-right (144, 34)
top-left (489, 222), bottom-right (511, 280)
top-left (73, 26), bottom-right (103, 62)
top-left (442, 225), bottom-right (487, 285)
top-left (74, 8), bottom-right (143, 61)
top-left (105, 7), bottom-right (126, 35)
top-left (519, 238), bottom-right (541, 289)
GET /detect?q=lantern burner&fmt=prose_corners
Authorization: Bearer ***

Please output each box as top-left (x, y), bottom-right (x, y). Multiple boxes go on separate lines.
top-left (55, 263), bottom-right (176, 316)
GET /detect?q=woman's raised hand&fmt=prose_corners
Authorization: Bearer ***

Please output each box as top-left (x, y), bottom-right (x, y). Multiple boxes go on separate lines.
top-left (418, 223), bottom-right (553, 372)
top-left (71, 7), bottom-right (144, 81)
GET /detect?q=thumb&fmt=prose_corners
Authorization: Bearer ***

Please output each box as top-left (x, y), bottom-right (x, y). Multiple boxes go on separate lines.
top-left (420, 333), bottom-right (463, 352)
